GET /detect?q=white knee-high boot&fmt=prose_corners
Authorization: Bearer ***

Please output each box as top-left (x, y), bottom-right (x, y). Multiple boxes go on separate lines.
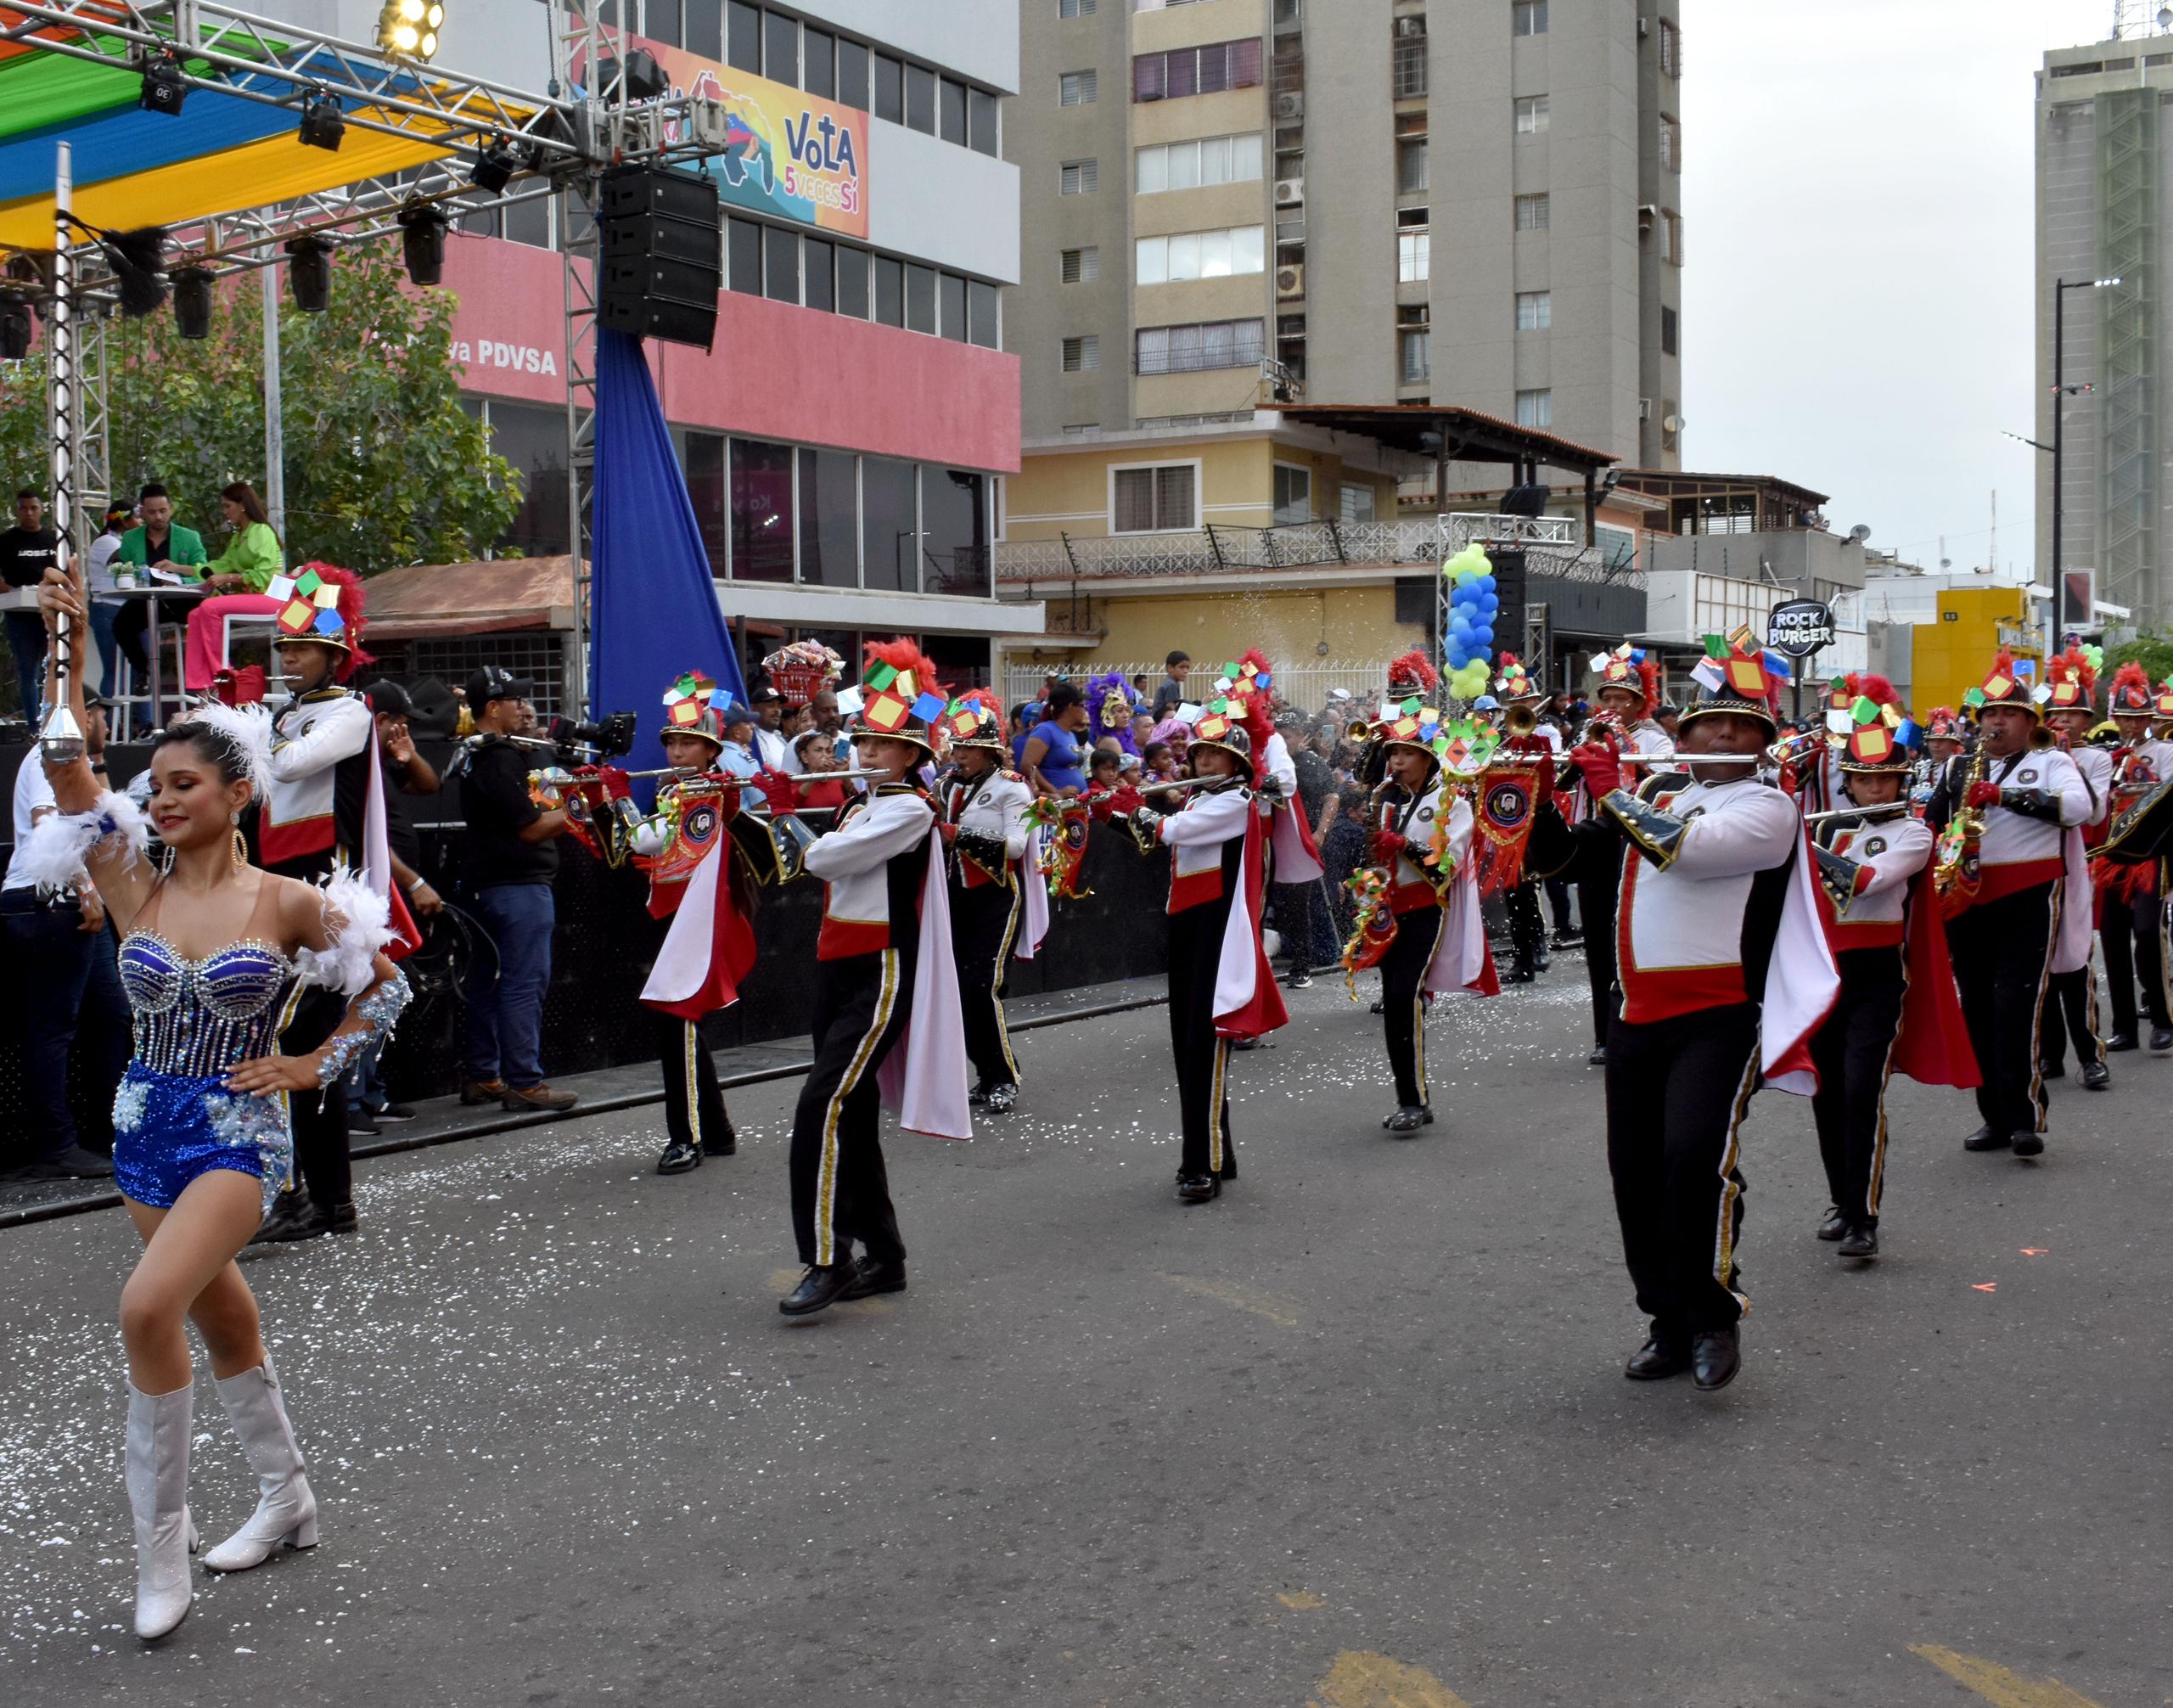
top-left (125, 1381), bottom-right (199, 1640)
top-left (201, 1355), bottom-right (317, 1572)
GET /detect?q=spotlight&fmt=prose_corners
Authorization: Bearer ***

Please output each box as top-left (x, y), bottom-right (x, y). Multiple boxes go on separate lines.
top-left (0, 292), bottom-right (31, 362)
top-left (138, 51), bottom-right (188, 117)
top-left (398, 205), bottom-right (449, 286)
top-left (101, 226), bottom-right (171, 317)
top-left (596, 48), bottom-right (667, 103)
top-left (284, 236), bottom-right (334, 313)
top-left (379, 0), bottom-right (444, 59)
top-left (298, 89), bottom-right (345, 152)
top-left (171, 267), bottom-right (214, 340)
top-left (470, 136), bottom-right (527, 194)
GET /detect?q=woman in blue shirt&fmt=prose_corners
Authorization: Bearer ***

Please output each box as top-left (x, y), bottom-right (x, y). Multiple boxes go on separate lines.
top-left (1022, 682), bottom-right (1089, 795)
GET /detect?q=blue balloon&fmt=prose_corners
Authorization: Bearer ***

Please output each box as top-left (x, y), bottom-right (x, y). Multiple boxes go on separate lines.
top-left (1474, 626), bottom-right (1495, 648)
top-left (1479, 593), bottom-right (1500, 615)
top-left (1478, 574), bottom-right (1497, 593)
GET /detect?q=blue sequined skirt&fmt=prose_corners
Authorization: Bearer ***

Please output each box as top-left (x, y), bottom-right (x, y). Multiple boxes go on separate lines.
top-left (110, 1061), bottom-right (294, 1216)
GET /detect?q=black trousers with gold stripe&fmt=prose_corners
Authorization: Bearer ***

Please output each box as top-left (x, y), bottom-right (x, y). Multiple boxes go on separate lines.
top-left (1380, 901), bottom-right (1448, 1108)
top-left (2039, 966), bottom-right (2105, 1071)
top-left (1810, 947), bottom-right (1906, 1227)
top-left (1604, 1001), bottom-right (1761, 1333)
top-left (654, 1011), bottom-right (730, 1150)
top-left (1946, 882), bottom-right (2058, 1138)
top-left (1578, 870), bottom-right (1620, 1047)
top-left (1166, 896), bottom-right (1238, 1180)
top-left (2101, 876), bottom-right (2171, 1037)
top-left (789, 948), bottom-right (912, 1269)
top-left (951, 878), bottom-right (1022, 1092)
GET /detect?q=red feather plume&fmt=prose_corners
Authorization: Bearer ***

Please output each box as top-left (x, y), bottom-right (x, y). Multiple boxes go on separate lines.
top-left (1387, 649), bottom-right (1438, 695)
top-left (2112, 660), bottom-right (2152, 707)
top-left (862, 637), bottom-right (946, 699)
top-left (1238, 685), bottom-right (1276, 784)
top-left (1634, 656), bottom-right (1660, 708)
top-left (1853, 672), bottom-right (1895, 706)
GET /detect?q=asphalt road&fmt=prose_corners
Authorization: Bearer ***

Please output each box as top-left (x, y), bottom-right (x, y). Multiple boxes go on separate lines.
top-left (3, 964), bottom-right (2167, 1707)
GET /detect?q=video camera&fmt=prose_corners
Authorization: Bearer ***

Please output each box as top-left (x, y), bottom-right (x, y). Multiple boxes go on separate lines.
top-left (541, 711), bottom-right (637, 761)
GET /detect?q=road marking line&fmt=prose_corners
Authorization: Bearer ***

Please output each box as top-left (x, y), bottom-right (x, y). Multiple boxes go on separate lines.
top-left (1309, 1649), bottom-right (1472, 1708)
top-left (1277, 1591), bottom-right (1328, 1610)
top-left (1162, 1273), bottom-right (1300, 1328)
top-left (1912, 1644), bottom-right (2108, 1708)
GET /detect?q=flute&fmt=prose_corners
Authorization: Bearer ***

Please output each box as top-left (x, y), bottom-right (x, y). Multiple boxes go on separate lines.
top-left (1800, 801), bottom-right (1912, 824)
top-left (614, 765), bottom-right (898, 784)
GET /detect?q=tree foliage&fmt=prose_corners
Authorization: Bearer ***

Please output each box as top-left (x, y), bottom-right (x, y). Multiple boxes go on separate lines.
top-left (0, 246), bottom-right (522, 574)
top-left (2105, 630), bottom-right (2173, 688)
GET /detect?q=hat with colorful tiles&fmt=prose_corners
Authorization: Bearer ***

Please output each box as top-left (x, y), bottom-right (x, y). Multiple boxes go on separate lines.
top-left (2040, 644), bottom-right (2099, 715)
top-left (265, 562), bottom-right (371, 679)
top-left (1830, 673), bottom-right (1916, 773)
top-left (2109, 661), bottom-right (2154, 716)
top-left (1963, 649), bottom-right (2039, 722)
top-left (945, 687), bottom-right (1008, 752)
top-left (1493, 653), bottom-right (1546, 703)
top-left (659, 669), bottom-right (730, 748)
top-left (842, 638), bottom-right (950, 756)
top-left (1678, 627), bottom-right (1783, 736)
top-left (1590, 643), bottom-right (1660, 709)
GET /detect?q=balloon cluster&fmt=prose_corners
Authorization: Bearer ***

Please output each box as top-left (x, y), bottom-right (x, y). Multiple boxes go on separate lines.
top-left (1440, 545), bottom-right (1499, 700)
top-left (2079, 642), bottom-right (2106, 677)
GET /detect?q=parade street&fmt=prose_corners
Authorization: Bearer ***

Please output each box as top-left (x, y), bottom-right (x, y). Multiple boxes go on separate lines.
top-left (3, 970), bottom-right (2167, 1708)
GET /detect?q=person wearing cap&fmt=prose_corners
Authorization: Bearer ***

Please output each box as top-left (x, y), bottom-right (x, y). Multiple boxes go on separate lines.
top-left (748, 679), bottom-right (791, 770)
top-left (715, 704), bottom-right (762, 780)
top-left (447, 665), bottom-right (581, 1126)
top-left (759, 641), bottom-right (971, 1318)
top-left (936, 689), bottom-right (1034, 1115)
top-left (1119, 694), bottom-right (1287, 1204)
top-left (2095, 665), bottom-right (2173, 1054)
top-left (1925, 650), bottom-right (2094, 1159)
top-left (1805, 677), bottom-right (1965, 1261)
top-left (1527, 637), bottom-right (1837, 1392)
top-left (2035, 649), bottom-right (2114, 1092)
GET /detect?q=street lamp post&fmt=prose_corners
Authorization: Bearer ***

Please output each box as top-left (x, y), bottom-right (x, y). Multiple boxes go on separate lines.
top-left (2051, 275), bottom-right (2122, 643)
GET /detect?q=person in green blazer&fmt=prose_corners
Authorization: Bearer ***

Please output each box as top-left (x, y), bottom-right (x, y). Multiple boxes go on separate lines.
top-left (183, 481), bottom-right (287, 691)
top-left (110, 483), bottom-right (210, 728)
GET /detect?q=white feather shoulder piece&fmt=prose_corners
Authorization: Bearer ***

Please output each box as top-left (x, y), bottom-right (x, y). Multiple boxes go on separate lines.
top-left (18, 789), bottom-right (149, 894)
top-left (293, 862), bottom-right (394, 995)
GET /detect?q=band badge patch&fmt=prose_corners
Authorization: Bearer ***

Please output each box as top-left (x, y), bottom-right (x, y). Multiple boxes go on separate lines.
top-left (2019, 768), bottom-right (2038, 784)
top-left (1865, 836), bottom-right (1887, 856)
top-left (1684, 806), bottom-right (1707, 819)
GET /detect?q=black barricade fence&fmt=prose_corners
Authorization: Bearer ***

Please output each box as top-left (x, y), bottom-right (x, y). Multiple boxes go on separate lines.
top-left (0, 739), bottom-right (1173, 1154)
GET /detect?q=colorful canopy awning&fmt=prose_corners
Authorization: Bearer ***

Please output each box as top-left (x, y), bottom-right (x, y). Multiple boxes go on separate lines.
top-left (0, 31), bottom-right (522, 250)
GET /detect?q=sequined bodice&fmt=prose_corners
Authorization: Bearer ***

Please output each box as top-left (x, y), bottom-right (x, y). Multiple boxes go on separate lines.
top-left (118, 930), bottom-right (297, 1077)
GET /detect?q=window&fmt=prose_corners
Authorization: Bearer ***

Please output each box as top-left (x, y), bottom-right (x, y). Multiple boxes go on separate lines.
top-left (730, 437), bottom-right (795, 582)
top-left (763, 222), bottom-right (798, 301)
top-left (837, 37), bottom-right (869, 110)
top-left (873, 53), bottom-right (903, 123)
top-left (798, 447), bottom-right (857, 586)
top-left (1060, 158), bottom-right (1098, 194)
top-left (1660, 210), bottom-right (1681, 264)
top-left (1661, 304), bottom-right (1678, 356)
top-left (1516, 289), bottom-right (1551, 330)
top-left (1659, 115), bottom-right (1679, 171)
top-left (683, 0), bottom-right (721, 59)
top-left (1513, 0), bottom-right (1547, 34)
top-left (834, 245), bottom-right (869, 317)
top-left (1112, 464), bottom-right (1197, 532)
top-left (1062, 246), bottom-right (1101, 283)
top-left (726, 0), bottom-right (760, 72)
top-left (762, 7), bottom-right (797, 85)
top-left (1060, 0), bottom-right (1097, 14)
top-left (1135, 226), bottom-right (1266, 284)
top-left (939, 76), bottom-right (968, 145)
top-left (939, 270), bottom-right (966, 342)
top-left (905, 262), bottom-right (936, 334)
top-left (862, 457), bottom-right (919, 592)
top-left (1399, 328), bottom-right (1430, 384)
top-left (726, 216), bottom-right (762, 294)
top-left (1515, 94), bottom-right (1549, 134)
top-left (1063, 334), bottom-right (1100, 372)
top-left (486, 399), bottom-right (573, 558)
top-left (923, 468), bottom-right (991, 597)
top-left (1659, 17), bottom-right (1678, 77)
top-left (1340, 483), bottom-right (1377, 524)
top-left (1133, 40), bottom-right (1264, 101)
top-left (646, 0), bottom-right (681, 49)
top-left (1136, 133), bottom-right (1265, 193)
top-left (1392, 36), bottom-right (1426, 99)
top-left (1060, 70), bottom-right (1098, 105)
top-left (803, 237), bottom-right (834, 312)
top-left (1397, 231), bottom-right (1429, 282)
top-left (873, 254), bottom-right (904, 326)
top-left (1133, 317), bottom-right (1266, 374)
top-left (684, 429), bottom-right (725, 571)
top-left (1515, 388), bottom-right (1553, 429)
top-left (801, 25), bottom-right (833, 97)
top-left (1515, 192), bottom-right (1551, 230)
top-left (968, 279), bottom-right (1000, 348)
top-left (1396, 138), bottom-right (1429, 193)
top-left (907, 62), bottom-right (937, 131)
top-left (1272, 464), bottom-right (1311, 526)
top-left (969, 88), bottom-right (998, 155)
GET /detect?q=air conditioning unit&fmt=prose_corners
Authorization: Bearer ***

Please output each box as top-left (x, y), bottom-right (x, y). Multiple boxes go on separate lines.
top-left (1274, 177), bottom-right (1305, 206)
top-left (1273, 91), bottom-right (1305, 120)
top-left (1637, 15), bottom-right (1651, 37)
top-left (1638, 396), bottom-right (1652, 420)
top-left (1277, 263), bottom-right (1305, 298)
top-left (1394, 14), bottom-right (1427, 37)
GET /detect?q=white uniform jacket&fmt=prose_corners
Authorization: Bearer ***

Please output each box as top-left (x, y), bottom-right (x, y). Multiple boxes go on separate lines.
top-left (262, 688), bottom-right (373, 868)
top-left (804, 784), bottom-right (936, 959)
top-left (1158, 782), bottom-right (1250, 913)
top-left (942, 768), bottom-right (1031, 890)
top-left (1822, 814), bottom-right (1934, 949)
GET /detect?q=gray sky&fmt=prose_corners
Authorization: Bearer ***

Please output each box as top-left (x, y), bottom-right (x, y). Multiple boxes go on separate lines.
top-left (1684, 0), bottom-right (2117, 575)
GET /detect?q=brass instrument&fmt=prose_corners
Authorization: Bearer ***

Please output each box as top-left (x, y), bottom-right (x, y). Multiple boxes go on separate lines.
top-left (1765, 729), bottom-right (1828, 771)
top-left (1503, 702), bottom-right (1538, 738)
top-left (1933, 747), bottom-right (1988, 909)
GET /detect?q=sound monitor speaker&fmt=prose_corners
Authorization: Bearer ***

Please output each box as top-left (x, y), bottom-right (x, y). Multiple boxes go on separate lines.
top-left (1489, 548), bottom-right (1528, 636)
top-left (597, 166), bottom-right (721, 349)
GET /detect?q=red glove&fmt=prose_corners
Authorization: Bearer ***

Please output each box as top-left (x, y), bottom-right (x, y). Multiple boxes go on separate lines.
top-left (755, 768), bottom-right (798, 817)
top-left (1369, 829), bottom-right (1407, 866)
top-left (1965, 780), bottom-right (2002, 809)
top-left (1569, 742), bottom-right (1621, 799)
top-left (594, 765), bottom-right (632, 802)
top-left (938, 820), bottom-right (959, 845)
top-left (1104, 784), bottom-right (1145, 820)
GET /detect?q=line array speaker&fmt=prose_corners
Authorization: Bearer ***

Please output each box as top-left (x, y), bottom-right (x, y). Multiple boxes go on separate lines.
top-left (597, 165), bottom-right (721, 350)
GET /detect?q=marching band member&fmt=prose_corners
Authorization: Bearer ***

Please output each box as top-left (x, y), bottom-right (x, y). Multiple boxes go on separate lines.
top-left (1122, 695), bottom-right (1286, 1204)
top-left (1492, 655), bottom-right (1555, 982)
top-left (1926, 652), bottom-right (2093, 1159)
top-left (1360, 704), bottom-right (1495, 1133)
top-left (761, 643), bottom-right (970, 1318)
top-left (937, 691), bottom-right (1033, 1115)
top-left (1528, 637), bottom-right (1836, 1392)
top-left (2036, 649), bottom-right (2113, 1091)
top-left (635, 671), bottom-right (758, 1176)
top-left (1913, 707), bottom-right (1963, 812)
top-left (1805, 679), bottom-right (1975, 1261)
top-left (2097, 666), bottom-right (2173, 1054)
top-left (1561, 644), bottom-right (1674, 1065)
top-left (1227, 650), bottom-right (1328, 987)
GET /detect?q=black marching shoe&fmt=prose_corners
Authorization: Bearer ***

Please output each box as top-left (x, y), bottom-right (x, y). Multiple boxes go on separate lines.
top-left (2038, 1059), bottom-right (2064, 1082)
top-left (2153, 1026), bottom-right (2173, 1055)
top-left (1837, 1222), bottom-right (1879, 1259)
top-left (702, 1126), bottom-right (738, 1157)
top-left (1587, 1044), bottom-right (1608, 1067)
top-left (346, 1110), bottom-right (382, 1136)
top-left (1551, 929), bottom-right (1584, 949)
top-left (1383, 1105), bottom-right (1433, 1136)
top-left (2106, 1031), bottom-right (2139, 1053)
top-left (1624, 1329), bottom-right (1691, 1380)
top-left (982, 1083), bottom-right (1017, 1115)
top-left (778, 1265), bottom-right (856, 1318)
top-left (1691, 1329), bottom-right (1741, 1391)
top-left (2011, 1131), bottom-right (2046, 1158)
top-left (1815, 1206), bottom-right (1850, 1242)
top-left (1962, 1125), bottom-right (2012, 1153)
top-left (656, 1137), bottom-right (701, 1175)
top-left (250, 1194), bottom-right (356, 1244)
top-left (1175, 1171), bottom-right (1220, 1205)
top-left (968, 1081), bottom-right (990, 1106)
top-left (839, 1255), bottom-right (907, 1301)
top-left (1285, 968), bottom-right (1314, 990)
top-left (2082, 1059), bottom-right (2111, 1091)
top-left (1369, 998), bottom-right (1386, 1015)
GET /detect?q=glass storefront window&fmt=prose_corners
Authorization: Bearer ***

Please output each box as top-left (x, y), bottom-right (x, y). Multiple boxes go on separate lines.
top-left (685, 430), bottom-right (727, 574)
top-left (729, 438), bottom-right (795, 581)
top-left (922, 468), bottom-right (990, 597)
top-left (798, 448), bottom-right (860, 587)
top-left (484, 400), bottom-right (571, 557)
top-left (861, 457), bottom-right (919, 592)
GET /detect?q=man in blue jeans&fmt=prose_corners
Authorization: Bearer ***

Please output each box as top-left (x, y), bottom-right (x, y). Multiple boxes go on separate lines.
top-left (452, 666), bottom-right (578, 1113)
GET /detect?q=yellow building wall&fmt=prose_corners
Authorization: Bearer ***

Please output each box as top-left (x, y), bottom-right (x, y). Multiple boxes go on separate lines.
top-left (1006, 435), bottom-right (1398, 541)
top-left (1026, 584), bottom-right (1420, 672)
top-left (1912, 587), bottom-right (2044, 716)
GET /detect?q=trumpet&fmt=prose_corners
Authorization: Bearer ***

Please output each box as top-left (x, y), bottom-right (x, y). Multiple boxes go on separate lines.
top-left (1765, 729), bottom-right (1829, 771)
top-left (1503, 702), bottom-right (1539, 738)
